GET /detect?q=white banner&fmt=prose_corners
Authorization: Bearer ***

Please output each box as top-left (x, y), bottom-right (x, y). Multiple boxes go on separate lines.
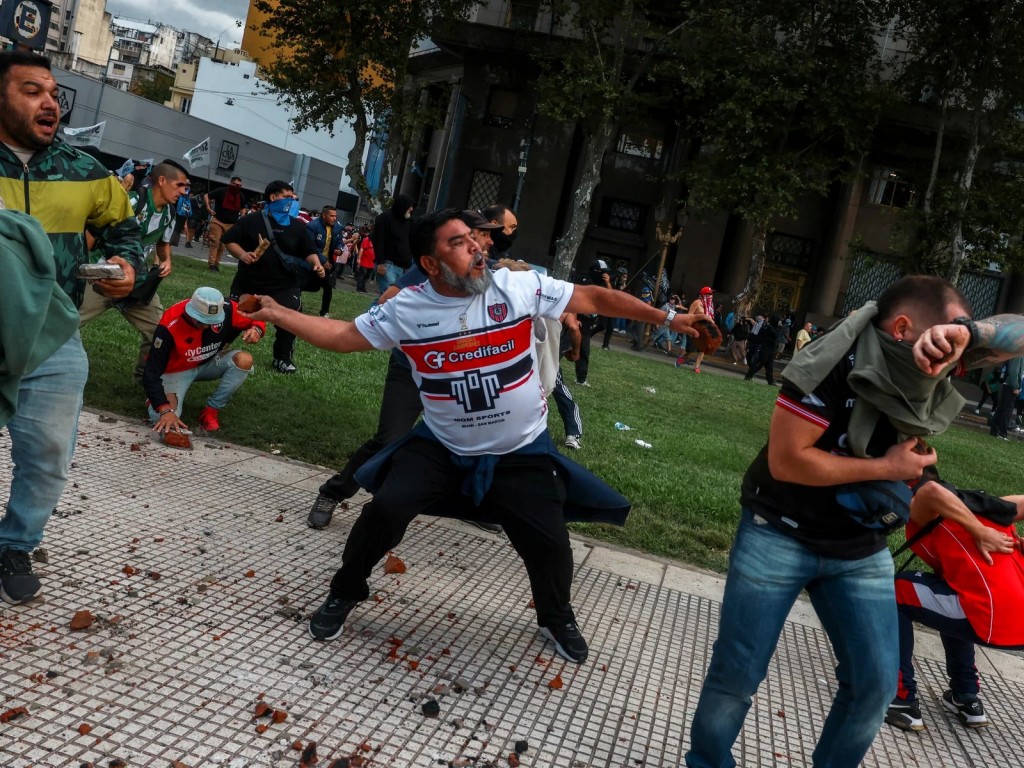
top-left (183, 137), bottom-right (210, 170)
top-left (62, 121), bottom-right (105, 148)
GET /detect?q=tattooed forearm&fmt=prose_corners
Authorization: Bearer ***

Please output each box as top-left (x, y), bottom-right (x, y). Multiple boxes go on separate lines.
top-left (965, 314), bottom-right (1024, 369)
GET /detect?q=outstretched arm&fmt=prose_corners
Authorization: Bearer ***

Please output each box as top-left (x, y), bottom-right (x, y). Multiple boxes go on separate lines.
top-left (565, 285), bottom-right (702, 338)
top-left (242, 295), bottom-right (376, 353)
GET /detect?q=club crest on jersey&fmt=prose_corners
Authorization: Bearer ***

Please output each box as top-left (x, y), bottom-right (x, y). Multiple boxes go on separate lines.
top-left (487, 302), bottom-right (508, 323)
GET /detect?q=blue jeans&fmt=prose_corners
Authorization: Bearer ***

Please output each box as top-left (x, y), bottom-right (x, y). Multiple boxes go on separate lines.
top-left (146, 350), bottom-right (251, 420)
top-left (686, 510), bottom-right (898, 768)
top-left (0, 333), bottom-right (88, 551)
top-left (376, 262), bottom-right (407, 295)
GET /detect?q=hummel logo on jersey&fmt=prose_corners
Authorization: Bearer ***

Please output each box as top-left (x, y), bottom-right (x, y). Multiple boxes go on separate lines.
top-left (801, 393), bottom-right (825, 407)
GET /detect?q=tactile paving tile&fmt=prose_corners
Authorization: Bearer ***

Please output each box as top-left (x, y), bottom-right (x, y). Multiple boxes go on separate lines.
top-left (3, 411), bottom-right (1024, 766)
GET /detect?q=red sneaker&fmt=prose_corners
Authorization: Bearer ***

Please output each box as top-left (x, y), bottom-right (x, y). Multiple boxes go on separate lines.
top-left (198, 406), bottom-right (220, 432)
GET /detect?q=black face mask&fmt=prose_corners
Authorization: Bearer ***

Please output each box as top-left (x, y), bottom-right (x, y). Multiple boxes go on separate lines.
top-left (491, 228), bottom-right (518, 252)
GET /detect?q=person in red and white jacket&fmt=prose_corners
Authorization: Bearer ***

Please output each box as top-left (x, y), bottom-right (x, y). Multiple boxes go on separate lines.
top-left (886, 466), bottom-right (1024, 732)
top-left (143, 286), bottom-right (265, 433)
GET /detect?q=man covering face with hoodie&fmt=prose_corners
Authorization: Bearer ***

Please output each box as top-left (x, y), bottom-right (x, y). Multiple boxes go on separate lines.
top-left (370, 193), bottom-right (415, 294)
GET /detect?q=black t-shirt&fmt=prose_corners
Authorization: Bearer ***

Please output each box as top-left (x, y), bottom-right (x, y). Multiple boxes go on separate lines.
top-left (209, 186), bottom-right (244, 224)
top-left (733, 321), bottom-right (750, 341)
top-left (740, 344), bottom-right (897, 559)
top-left (222, 212), bottom-right (317, 294)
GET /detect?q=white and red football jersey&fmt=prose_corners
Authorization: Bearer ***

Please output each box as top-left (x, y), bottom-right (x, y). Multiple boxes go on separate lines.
top-left (355, 269), bottom-right (573, 454)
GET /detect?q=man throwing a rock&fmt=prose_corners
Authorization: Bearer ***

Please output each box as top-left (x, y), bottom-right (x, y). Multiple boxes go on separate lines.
top-left (244, 208), bottom-right (704, 663)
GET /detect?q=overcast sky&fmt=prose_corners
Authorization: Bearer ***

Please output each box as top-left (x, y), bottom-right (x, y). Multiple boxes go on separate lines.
top-left (103, 0), bottom-right (250, 47)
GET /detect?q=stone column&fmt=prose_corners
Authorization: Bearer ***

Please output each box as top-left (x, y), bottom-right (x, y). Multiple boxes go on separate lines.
top-left (811, 177), bottom-right (863, 317)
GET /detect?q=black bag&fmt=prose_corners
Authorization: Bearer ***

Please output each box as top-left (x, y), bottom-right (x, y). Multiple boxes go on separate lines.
top-left (835, 480), bottom-right (912, 533)
top-left (261, 211), bottom-right (312, 274)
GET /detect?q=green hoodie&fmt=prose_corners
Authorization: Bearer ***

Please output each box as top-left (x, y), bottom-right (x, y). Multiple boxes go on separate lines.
top-left (0, 209), bottom-right (79, 427)
top-left (0, 138), bottom-right (143, 307)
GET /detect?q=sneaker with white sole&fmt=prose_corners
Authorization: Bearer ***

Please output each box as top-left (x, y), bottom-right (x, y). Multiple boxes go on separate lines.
top-left (885, 696), bottom-right (925, 731)
top-left (273, 358), bottom-right (298, 374)
top-left (942, 690), bottom-right (989, 727)
top-left (564, 435), bottom-right (581, 450)
top-left (308, 594), bottom-right (359, 641)
top-left (540, 621), bottom-right (589, 663)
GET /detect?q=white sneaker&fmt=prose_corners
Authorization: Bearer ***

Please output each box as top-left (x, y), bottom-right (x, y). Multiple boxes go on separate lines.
top-left (564, 435), bottom-right (581, 450)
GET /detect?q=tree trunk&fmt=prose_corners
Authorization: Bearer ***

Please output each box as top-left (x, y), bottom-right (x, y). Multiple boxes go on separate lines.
top-left (946, 119), bottom-right (983, 284)
top-left (344, 100), bottom-right (371, 202)
top-left (733, 219), bottom-right (769, 317)
top-left (551, 121), bottom-right (617, 279)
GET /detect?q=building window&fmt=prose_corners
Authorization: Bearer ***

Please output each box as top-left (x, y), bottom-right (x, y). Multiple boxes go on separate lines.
top-left (765, 232), bottom-right (814, 271)
top-left (467, 170), bottom-right (502, 210)
top-left (112, 63), bottom-right (126, 73)
top-left (485, 87), bottom-right (518, 130)
top-left (616, 129), bottom-right (663, 160)
top-left (507, 0), bottom-right (542, 30)
top-left (598, 197), bottom-right (647, 234)
top-left (179, 97), bottom-right (191, 114)
top-left (867, 167), bottom-right (916, 208)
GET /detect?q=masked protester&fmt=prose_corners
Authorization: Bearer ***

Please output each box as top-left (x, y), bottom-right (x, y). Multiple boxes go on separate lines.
top-left (220, 180), bottom-right (322, 374)
top-left (370, 193), bottom-right (415, 294)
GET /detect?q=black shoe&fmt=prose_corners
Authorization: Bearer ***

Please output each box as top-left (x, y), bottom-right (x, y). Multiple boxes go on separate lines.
top-left (308, 594), bottom-right (359, 641)
top-left (209, 265), bottom-right (219, 272)
top-left (184, 242), bottom-right (193, 249)
top-left (540, 621), bottom-right (589, 663)
top-left (885, 696), bottom-right (925, 731)
top-left (273, 358), bottom-right (298, 374)
top-left (307, 494), bottom-right (338, 529)
top-left (942, 689), bottom-right (989, 727)
top-left (468, 520), bottom-right (502, 533)
top-left (0, 547), bottom-right (42, 604)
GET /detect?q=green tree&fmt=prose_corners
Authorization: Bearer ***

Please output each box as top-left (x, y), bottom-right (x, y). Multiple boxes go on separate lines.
top-left (251, 0), bottom-right (480, 204)
top-left (675, 0), bottom-right (894, 315)
top-left (889, 0), bottom-right (1024, 281)
top-left (535, 1), bottom-right (689, 279)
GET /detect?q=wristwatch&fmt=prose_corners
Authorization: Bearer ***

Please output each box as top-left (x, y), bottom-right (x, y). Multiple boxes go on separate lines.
top-left (663, 308), bottom-right (677, 328)
top-left (952, 316), bottom-right (978, 350)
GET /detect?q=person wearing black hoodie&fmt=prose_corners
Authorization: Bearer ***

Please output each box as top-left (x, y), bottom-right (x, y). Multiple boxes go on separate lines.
top-left (370, 193), bottom-right (415, 293)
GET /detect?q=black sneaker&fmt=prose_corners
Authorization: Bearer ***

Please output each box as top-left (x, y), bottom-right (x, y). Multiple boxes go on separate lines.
top-left (540, 621), bottom-right (589, 663)
top-left (273, 358), bottom-right (298, 374)
top-left (0, 547), bottom-right (42, 604)
top-left (942, 690), bottom-right (989, 728)
top-left (885, 696), bottom-right (925, 731)
top-left (307, 495), bottom-right (338, 530)
top-left (308, 594), bottom-right (359, 641)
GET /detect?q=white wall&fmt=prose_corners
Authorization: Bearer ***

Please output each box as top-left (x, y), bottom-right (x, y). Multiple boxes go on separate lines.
top-left (190, 58), bottom-right (360, 194)
top-left (55, 66), bottom-right (345, 210)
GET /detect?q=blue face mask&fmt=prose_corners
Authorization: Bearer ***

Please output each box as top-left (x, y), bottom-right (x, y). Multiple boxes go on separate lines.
top-left (267, 197), bottom-right (300, 225)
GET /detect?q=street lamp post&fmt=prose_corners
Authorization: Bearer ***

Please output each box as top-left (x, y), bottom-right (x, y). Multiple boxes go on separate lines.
top-left (642, 215), bottom-right (684, 346)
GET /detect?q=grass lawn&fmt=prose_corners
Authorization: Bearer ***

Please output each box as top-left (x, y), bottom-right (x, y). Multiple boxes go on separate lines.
top-left (80, 256), bottom-right (1024, 573)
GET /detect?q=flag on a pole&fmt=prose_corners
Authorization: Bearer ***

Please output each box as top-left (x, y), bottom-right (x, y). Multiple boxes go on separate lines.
top-left (62, 122), bottom-right (105, 148)
top-left (183, 137), bottom-right (211, 170)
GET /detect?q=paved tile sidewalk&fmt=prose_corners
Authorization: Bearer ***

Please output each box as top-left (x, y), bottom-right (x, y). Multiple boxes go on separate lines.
top-left (2, 411), bottom-right (1024, 767)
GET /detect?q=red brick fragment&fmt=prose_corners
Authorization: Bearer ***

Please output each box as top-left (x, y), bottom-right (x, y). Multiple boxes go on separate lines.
top-left (547, 674), bottom-right (564, 690)
top-left (383, 554), bottom-right (406, 574)
top-left (69, 610), bottom-right (94, 631)
top-left (255, 724), bottom-right (269, 734)
top-left (253, 701), bottom-right (272, 719)
top-left (129, 443), bottom-right (142, 452)
top-left (122, 565), bottom-right (136, 576)
top-left (0, 706), bottom-right (28, 722)
top-left (300, 741), bottom-right (319, 766)
top-left (77, 723), bottom-right (92, 735)
top-left (271, 709), bottom-right (287, 723)
top-left (244, 570), bottom-right (255, 578)
top-left (508, 754), bottom-right (520, 767)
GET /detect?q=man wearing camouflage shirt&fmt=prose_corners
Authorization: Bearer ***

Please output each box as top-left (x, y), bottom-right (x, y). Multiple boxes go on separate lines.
top-left (0, 51), bottom-right (143, 605)
top-left (78, 159), bottom-right (189, 381)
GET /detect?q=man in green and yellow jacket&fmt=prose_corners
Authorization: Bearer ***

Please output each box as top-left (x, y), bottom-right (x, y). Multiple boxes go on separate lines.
top-left (0, 50), bottom-right (143, 605)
